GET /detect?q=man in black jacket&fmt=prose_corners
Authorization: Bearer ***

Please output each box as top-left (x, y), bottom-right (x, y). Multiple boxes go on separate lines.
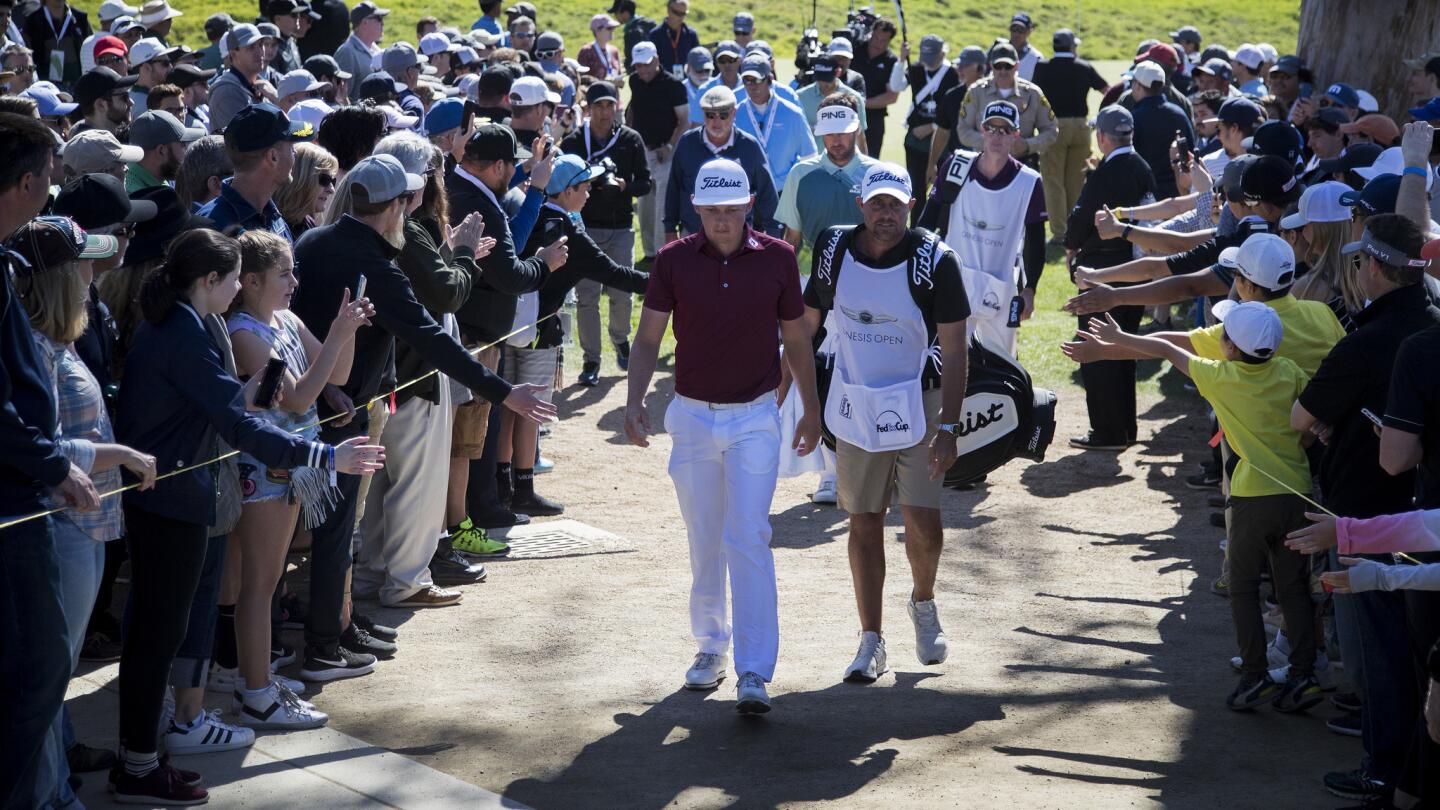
top-left (1063, 104), bottom-right (1156, 451)
top-left (1128, 59), bottom-right (1194, 200)
top-left (1030, 29), bottom-right (1109, 243)
top-left (561, 79), bottom-right (651, 385)
top-left (449, 122), bottom-right (569, 529)
top-left (289, 152), bottom-right (556, 674)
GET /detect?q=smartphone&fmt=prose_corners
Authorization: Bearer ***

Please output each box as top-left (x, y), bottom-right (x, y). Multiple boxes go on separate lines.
top-left (462, 100), bottom-right (478, 133)
top-left (542, 218), bottom-right (564, 247)
top-left (253, 357), bottom-right (288, 410)
top-left (1361, 407), bottom-right (1383, 428)
top-left (355, 274), bottom-right (367, 302)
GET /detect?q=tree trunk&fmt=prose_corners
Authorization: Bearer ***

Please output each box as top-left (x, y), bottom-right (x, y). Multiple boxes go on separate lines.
top-left (1298, 0), bottom-right (1440, 120)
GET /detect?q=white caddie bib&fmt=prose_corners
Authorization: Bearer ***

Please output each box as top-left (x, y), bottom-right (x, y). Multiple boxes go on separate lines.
top-left (945, 159), bottom-right (1039, 334)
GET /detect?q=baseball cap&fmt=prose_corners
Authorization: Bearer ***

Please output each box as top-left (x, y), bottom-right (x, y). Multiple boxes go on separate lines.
top-left (1217, 155), bottom-right (1254, 203)
top-left (1405, 53), bottom-right (1440, 73)
top-left (1408, 96), bottom-right (1440, 122)
top-left (256, 22), bottom-right (282, 42)
top-left (746, 41), bottom-right (774, 60)
top-left (98, 0), bottom-right (138, 20)
top-left (693, 158), bottom-right (752, 207)
top-left (1131, 60), bottom-right (1165, 89)
top-left (53, 173), bottom-right (158, 228)
top-left (1095, 104), bottom-right (1134, 137)
top-left (811, 56), bottom-right (838, 82)
top-left (544, 154), bottom-right (606, 195)
top-left (982, 100), bottom-right (1021, 129)
top-left (349, 1), bottom-right (389, 27)
top-left (223, 102), bottom-right (314, 152)
top-left (109, 16), bottom-right (144, 35)
top-left (1143, 43), bottom-right (1180, 71)
top-left (1134, 38), bottom-right (1160, 58)
top-left (1240, 155), bottom-right (1299, 204)
top-left (814, 104), bottom-right (859, 136)
top-left (1211, 300), bottom-right (1283, 358)
top-left (166, 64), bottom-right (216, 88)
top-left (919, 34), bottom-right (946, 67)
top-left (631, 40), bottom-right (658, 66)
top-left (989, 42), bottom-right (1019, 68)
top-left (508, 75), bottom-right (560, 106)
top-left (1280, 181), bottom-right (1353, 229)
top-left (534, 31), bottom-right (564, 54)
top-left (1203, 97), bottom-right (1264, 128)
top-left (277, 69), bottom-right (331, 98)
top-left (1356, 146), bottom-right (1433, 186)
top-left (1243, 120), bottom-right (1305, 166)
top-left (464, 122), bottom-right (531, 161)
top-left (456, 73), bottom-right (481, 101)
top-left (1052, 29), bottom-right (1080, 52)
top-left (122, 186), bottom-right (214, 268)
top-left (505, 2), bottom-right (536, 19)
top-left (382, 42), bottom-right (425, 77)
top-left (1169, 25), bottom-right (1201, 46)
top-left (130, 110), bottom-right (205, 150)
top-left (478, 66), bottom-right (514, 98)
top-left (861, 161), bottom-right (912, 203)
top-left (1271, 54), bottom-right (1304, 75)
top-left (827, 38), bottom-right (854, 59)
top-left (93, 35), bottom-right (128, 61)
top-left (586, 80), bottom-right (619, 104)
top-left (687, 46), bottom-right (712, 74)
top-left (225, 23), bottom-right (265, 51)
top-left (304, 54), bottom-right (350, 82)
top-left (1194, 58), bottom-right (1233, 83)
top-left (1338, 113), bottom-right (1399, 145)
top-left (420, 32), bottom-right (459, 56)
top-left (607, 0), bottom-right (635, 14)
top-left (715, 40), bottom-right (743, 61)
top-left (10, 217), bottom-right (118, 277)
top-left (63, 130), bottom-right (144, 174)
top-left (268, 0), bottom-right (318, 18)
top-left (1303, 106), bottom-right (1351, 131)
top-left (72, 67), bottom-right (139, 109)
top-left (956, 45), bottom-right (987, 68)
top-left (1010, 12), bottom-right (1033, 28)
top-left (420, 98), bottom-right (462, 136)
top-left (20, 84), bottom-right (79, 118)
top-left (1324, 82), bottom-right (1360, 109)
top-left (286, 98), bottom-right (333, 131)
top-left (1340, 174), bottom-right (1403, 216)
top-left (203, 12), bottom-right (234, 39)
top-left (349, 154), bottom-right (424, 203)
top-left (1218, 233), bottom-right (1297, 291)
top-left (1315, 142), bottom-right (1385, 176)
top-left (739, 54), bottom-right (770, 81)
top-left (1343, 224), bottom-right (1430, 268)
top-left (733, 11), bottom-right (754, 33)
top-left (590, 13), bottom-right (619, 31)
top-left (699, 86), bottom-right (736, 110)
top-left (357, 71), bottom-right (402, 101)
top-left (1256, 43), bottom-right (1279, 64)
top-left (1233, 43), bottom-right (1264, 71)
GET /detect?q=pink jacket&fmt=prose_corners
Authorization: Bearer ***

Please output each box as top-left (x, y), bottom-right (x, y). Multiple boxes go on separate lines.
top-left (1336, 510), bottom-right (1440, 555)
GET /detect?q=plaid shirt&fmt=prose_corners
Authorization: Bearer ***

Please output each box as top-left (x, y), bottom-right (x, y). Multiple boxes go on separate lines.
top-left (35, 331), bottom-right (124, 542)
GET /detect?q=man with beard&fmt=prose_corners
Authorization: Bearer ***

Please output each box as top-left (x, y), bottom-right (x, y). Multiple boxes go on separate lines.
top-left (71, 65), bottom-right (136, 136)
top-left (125, 108), bottom-right (203, 192)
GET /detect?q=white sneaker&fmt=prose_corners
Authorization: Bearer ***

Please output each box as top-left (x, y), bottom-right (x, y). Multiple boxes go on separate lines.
top-left (237, 682), bottom-right (329, 730)
top-left (907, 595), bottom-right (949, 665)
top-left (811, 478), bottom-right (838, 505)
top-left (684, 652), bottom-right (728, 690)
top-left (231, 674), bottom-right (313, 712)
top-left (1229, 631), bottom-right (1291, 672)
top-left (207, 665), bottom-right (240, 693)
top-left (844, 631), bottom-right (887, 683)
top-left (1269, 652), bottom-right (1338, 692)
top-left (735, 671), bottom-right (771, 715)
top-left (164, 709), bottom-right (256, 754)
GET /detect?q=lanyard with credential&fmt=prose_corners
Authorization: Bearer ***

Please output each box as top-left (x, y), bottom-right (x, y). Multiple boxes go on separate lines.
top-left (43, 5), bottom-right (72, 42)
top-left (743, 101), bottom-right (776, 157)
top-left (583, 120), bottom-right (622, 162)
top-left (908, 66), bottom-right (946, 116)
top-left (591, 42), bottom-right (613, 77)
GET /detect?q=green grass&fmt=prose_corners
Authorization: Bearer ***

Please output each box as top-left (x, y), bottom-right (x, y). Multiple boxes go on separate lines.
top-left (164, 0), bottom-right (1297, 63)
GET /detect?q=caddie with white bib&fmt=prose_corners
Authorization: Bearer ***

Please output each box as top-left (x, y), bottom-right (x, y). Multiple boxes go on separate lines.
top-left (918, 99), bottom-right (1048, 359)
top-left (800, 162), bottom-right (971, 684)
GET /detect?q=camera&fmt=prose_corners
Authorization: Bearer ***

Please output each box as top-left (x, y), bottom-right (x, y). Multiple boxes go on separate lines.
top-left (797, 5), bottom-right (876, 75)
top-left (795, 28), bottom-right (823, 72)
top-left (594, 157), bottom-right (623, 190)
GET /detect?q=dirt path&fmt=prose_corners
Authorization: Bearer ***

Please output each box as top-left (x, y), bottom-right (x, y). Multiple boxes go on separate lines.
top-left (303, 372), bottom-right (1355, 809)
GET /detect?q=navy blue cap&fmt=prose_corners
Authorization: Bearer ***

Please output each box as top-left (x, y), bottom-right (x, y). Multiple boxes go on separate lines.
top-left (1340, 173), bottom-right (1402, 216)
top-left (1010, 12), bottom-right (1033, 28)
top-left (223, 102), bottom-right (314, 151)
top-left (1244, 120), bottom-right (1305, 166)
top-left (1408, 96), bottom-right (1440, 122)
top-left (1324, 82), bottom-right (1360, 109)
top-left (1205, 97), bottom-right (1264, 128)
top-left (1315, 142), bottom-right (1384, 175)
top-left (1271, 54), bottom-right (1304, 75)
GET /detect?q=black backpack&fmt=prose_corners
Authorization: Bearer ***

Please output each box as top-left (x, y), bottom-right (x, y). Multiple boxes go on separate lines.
top-left (808, 226), bottom-right (1057, 484)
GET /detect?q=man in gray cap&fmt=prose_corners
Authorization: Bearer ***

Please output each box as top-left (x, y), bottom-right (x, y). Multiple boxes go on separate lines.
top-left (125, 109), bottom-right (204, 192)
top-left (1030, 27), bottom-right (1109, 241)
top-left (927, 45), bottom-right (989, 180)
top-left (903, 34), bottom-right (959, 209)
top-left (732, 11), bottom-right (754, 50)
top-left (197, 12), bottom-right (233, 70)
top-left (533, 31), bottom-right (575, 105)
top-left (681, 45), bottom-right (711, 126)
top-left (1170, 25), bottom-right (1202, 69)
top-left (333, 0), bottom-right (387, 84)
top-left (208, 24), bottom-right (278, 134)
top-left (380, 42), bottom-right (427, 122)
top-left (956, 41), bottom-right (1057, 167)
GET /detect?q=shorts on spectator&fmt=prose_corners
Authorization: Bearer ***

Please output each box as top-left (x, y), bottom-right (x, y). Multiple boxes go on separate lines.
top-left (502, 344), bottom-right (558, 401)
top-left (451, 346), bottom-right (501, 459)
top-left (835, 389), bottom-right (943, 514)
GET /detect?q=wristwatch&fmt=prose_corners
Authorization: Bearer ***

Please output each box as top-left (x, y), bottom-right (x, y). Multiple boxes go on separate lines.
top-left (937, 423), bottom-right (963, 437)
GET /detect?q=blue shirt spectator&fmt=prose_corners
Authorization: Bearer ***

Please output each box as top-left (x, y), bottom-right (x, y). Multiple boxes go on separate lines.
top-left (733, 95), bottom-right (816, 190)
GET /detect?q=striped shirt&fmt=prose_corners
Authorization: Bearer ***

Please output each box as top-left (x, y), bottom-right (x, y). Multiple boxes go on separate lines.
top-left (35, 331), bottom-right (124, 542)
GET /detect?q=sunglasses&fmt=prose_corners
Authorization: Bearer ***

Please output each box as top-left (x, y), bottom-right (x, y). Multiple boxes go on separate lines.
top-left (716, 56), bottom-right (739, 65)
top-left (668, 6), bottom-right (687, 16)
top-left (741, 76), bottom-right (767, 85)
top-left (97, 54), bottom-right (125, 67)
top-left (983, 123), bottom-right (1016, 135)
top-left (704, 110), bottom-right (732, 120)
top-left (398, 191), bottom-right (417, 203)
top-left (317, 173), bottom-right (336, 189)
top-left (992, 64), bottom-right (1016, 72)
top-left (14, 65), bottom-right (36, 75)
top-left (512, 31), bottom-right (535, 38)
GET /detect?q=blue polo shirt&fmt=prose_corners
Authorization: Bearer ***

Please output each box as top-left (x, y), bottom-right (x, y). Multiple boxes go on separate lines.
top-left (734, 96), bottom-right (816, 190)
top-left (198, 178), bottom-right (293, 243)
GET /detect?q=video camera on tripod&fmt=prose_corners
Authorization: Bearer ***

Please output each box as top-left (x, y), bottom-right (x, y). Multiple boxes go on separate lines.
top-left (795, 5), bottom-right (879, 75)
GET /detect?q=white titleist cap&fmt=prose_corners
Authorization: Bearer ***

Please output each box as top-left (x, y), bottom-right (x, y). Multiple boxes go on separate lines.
top-left (1279, 181), bottom-right (1352, 229)
top-left (1211, 299), bottom-right (1283, 358)
top-left (861, 161), bottom-right (912, 203)
top-left (692, 158), bottom-right (751, 207)
top-left (814, 104), bottom-right (859, 136)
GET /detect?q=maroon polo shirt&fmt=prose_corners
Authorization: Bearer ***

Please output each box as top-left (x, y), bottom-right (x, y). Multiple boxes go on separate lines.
top-left (645, 227), bottom-right (804, 403)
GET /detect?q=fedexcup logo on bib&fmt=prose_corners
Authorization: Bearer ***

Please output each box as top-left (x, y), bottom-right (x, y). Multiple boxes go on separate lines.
top-left (952, 392), bottom-right (1016, 454)
top-left (875, 409), bottom-right (910, 435)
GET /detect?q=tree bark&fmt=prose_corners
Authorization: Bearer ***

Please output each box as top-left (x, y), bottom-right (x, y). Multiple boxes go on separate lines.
top-left (1298, 0), bottom-right (1440, 120)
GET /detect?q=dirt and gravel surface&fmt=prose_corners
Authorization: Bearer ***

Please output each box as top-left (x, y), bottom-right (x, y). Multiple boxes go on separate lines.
top-left (299, 371), bottom-right (1357, 809)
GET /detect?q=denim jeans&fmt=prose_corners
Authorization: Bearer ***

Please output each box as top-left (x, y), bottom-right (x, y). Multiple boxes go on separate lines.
top-left (169, 533), bottom-right (229, 689)
top-left (0, 515), bottom-right (72, 810)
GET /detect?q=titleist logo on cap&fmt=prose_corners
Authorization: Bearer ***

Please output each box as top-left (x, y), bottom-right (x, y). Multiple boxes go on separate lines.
top-left (867, 170), bottom-right (908, 186)
top-left (701, 176), bottom-right (744, 189)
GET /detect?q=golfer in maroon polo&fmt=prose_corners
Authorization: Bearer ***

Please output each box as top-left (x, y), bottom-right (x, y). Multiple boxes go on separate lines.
top-left (625, 157), bottom-right (821, 716)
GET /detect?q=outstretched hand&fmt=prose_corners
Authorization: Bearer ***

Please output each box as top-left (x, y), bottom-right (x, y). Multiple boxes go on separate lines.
top-left (1284, 512), bottom-right (1338, 554)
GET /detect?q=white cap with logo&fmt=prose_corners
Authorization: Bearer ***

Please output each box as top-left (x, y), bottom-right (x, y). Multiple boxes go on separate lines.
top-left (692, 158), bottom-right (751, 207)
top-left (1217, 232), bottom-right (1297, 291)
top-left (631, 40), bottom-right (658, 66)
top-left (814, 104), bottom-right (859, 136)
top-left (1211, 299), bottom-right (1283, 358)
top-left (861, 162), bottom-right (912, 203)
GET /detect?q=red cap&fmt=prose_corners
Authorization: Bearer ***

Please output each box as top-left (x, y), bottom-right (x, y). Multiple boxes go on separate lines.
top-left (1144, 43), bottom-right (1179, 70)
top-left (1421, 237), bottom-right (1440, 262)
top-left (94, 35), bottom-right (128, 59)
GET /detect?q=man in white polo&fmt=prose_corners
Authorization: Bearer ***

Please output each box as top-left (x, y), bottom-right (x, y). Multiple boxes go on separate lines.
top-left (626, 158), bottom-right (821, 715)
top-left (801, 162), bottom-right (970, 683)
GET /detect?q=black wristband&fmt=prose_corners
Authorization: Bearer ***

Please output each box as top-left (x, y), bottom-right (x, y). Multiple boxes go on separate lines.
top-left (1122, 224), bottom-right (1133, 240)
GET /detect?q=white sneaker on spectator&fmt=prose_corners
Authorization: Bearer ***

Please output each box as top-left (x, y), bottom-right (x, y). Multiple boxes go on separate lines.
top-left (207, 665), bottom-right (240, 693)
top-left (735, 672), bottom-right (771, 715)
top-left (844, 631), bottom-right (887, 683)
top-left (230, 674), bottom-right (312, 712)
top-left (1269, 652), bottom-right (1338, 692)
top-left (164, 709), bottom-right (256, 754)
top-left (811, 478), bottom-right (837, 505)
top-left (907, 595), bottom-right (949, 665)
top-left (237, 682), bottom-right (329, 730)
top-left (684, 652), bottom-right (727, 690)
top-left (1229, 631), bottom-right (1292, 672)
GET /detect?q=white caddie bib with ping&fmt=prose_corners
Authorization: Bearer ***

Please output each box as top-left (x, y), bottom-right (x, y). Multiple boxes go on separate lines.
top-left (944, 155), bottom-right (1041, 356)
top-left (824, 251), bottom-right (933, 453)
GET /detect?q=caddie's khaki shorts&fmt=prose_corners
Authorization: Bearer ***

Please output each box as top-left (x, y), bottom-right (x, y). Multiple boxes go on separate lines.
top-left (835, 388), bottom-right (944, 514)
